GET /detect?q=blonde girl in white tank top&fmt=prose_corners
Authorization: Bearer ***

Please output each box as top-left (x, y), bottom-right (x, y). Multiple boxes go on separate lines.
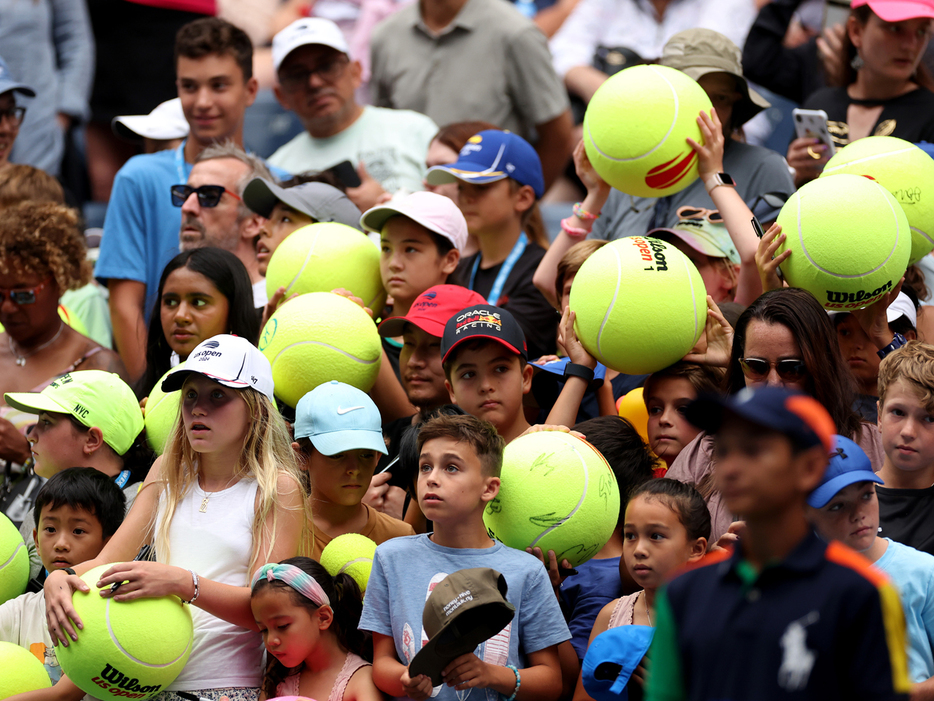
top-left (43, 336), bottom-right (313, 701)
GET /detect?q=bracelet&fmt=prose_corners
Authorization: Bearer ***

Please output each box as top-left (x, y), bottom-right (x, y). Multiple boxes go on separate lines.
top-left (504, 664), bottom-right (520, 701)
top-left (185, 569), bottom-right (200, 604)
top-left (572, 202), bottom-right (600, 221)
top-left (561, 217), bottom-right (590, 240)
top-left (877, 332), bottom-right (907, 360)
top-left (563, 362), bottom-right (595, 383)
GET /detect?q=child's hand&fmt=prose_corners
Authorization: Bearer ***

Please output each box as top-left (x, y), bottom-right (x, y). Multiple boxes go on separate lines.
top-left (45, 569), bottom-right (89, 646)
top-left (755, 223), bottom-right (790, 293)
top-left (686, 109), bottom-right (725, 181)
top-left (712, 520), bottom-right (746, 551)
top-left (572, 140), bottom-right (610, 198)
top-left (442, 653), bottom-right (497, 690)
top-left (557, 308), bottom-right (596, 371)
top-left (851, 277), bottom-right (905, 350)
top-left (683, 296), bottom-right (734, 368)
top-left (526, 546), bottom-right (573, 592)
top-left (331, 287), bottom-right (374, 318)
top-left (401, 669), bottom-right (434, 701)
top-left (519, 423), bottom-right (586, 441)
top-left (260, 286), bottom-right (299, 329)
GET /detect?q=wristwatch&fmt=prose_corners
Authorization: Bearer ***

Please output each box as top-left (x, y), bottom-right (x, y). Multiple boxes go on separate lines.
top-left (705, 172), bottom-right (736, 195)
top-left (877, 332), bottom-right (907, 359)
top-left (563, 362), bottom-right (595, 383)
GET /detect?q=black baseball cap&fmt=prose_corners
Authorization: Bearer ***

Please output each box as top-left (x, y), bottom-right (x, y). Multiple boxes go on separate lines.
top-left (440, 304), bottom-right (528, 364)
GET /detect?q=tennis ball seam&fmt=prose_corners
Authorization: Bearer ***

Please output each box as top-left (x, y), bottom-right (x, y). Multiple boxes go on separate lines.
top-left (528, 446), bottom-right (590, 550)
top-left (338, 557), bottom-right (371, 575)
top-left (0, 541), bottom-right (23, 569)
top-left (284, 231), bottom-right (322, 296)
top-left (911, 225), bottom-right (934, 247)
top-left (595, 243), bottom-right (623, 364)
top-left (270, 340), bottom-right (380, 366)
top-left (822, 146), bottom-right (918, 173)
top-left (106, 598), bottom-right (193, 669)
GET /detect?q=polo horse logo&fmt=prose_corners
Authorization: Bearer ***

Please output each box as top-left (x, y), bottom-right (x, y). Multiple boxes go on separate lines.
top-left (778, 611), bottom-right (819, 691)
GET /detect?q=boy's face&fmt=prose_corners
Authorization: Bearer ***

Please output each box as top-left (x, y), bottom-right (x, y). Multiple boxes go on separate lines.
top-left (400, 323), bottom-right (447, 410)
top-left (646, 376), bottom-right (701, 468)
top-left (456, 180), bottom-right (533, 238)
top-left (417, 436), bottom-right (499, 524)
top-left (380, 217), bottom-right (458, 309)
top-left (177, 52), bottom-right (258, 146)
top-left (808, 481), bottom-right (880, 553)
top-left (27, 411), bottom-right (88, 479)
top-left (445, 343), bottom-right (533, 433)
top-left (713, 417), bottom-right (826, 520)
top-left (559, 273), bottom-right (575, 314)
top-left (33, 503), bottom-right (107, 572)
top-left (256, 203), bottom-right (315, 276)
top-left (304, 447), bottom-right (379, 507)
top-left (878, 378), bottom-right (934, 473)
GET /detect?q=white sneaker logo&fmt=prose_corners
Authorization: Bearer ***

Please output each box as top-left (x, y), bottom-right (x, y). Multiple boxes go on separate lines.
top-left (337, 405), bottom-right (365, 415)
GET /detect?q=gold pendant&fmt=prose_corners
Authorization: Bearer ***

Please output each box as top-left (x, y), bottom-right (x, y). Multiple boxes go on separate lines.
top-left (199, 496), bottom-right (209, 513)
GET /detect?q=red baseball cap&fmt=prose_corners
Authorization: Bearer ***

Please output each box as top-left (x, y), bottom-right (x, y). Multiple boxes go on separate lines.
top-left (378, 285), bottom-right (486, 338)
top-left (851, 0), bottom-right (934, 21)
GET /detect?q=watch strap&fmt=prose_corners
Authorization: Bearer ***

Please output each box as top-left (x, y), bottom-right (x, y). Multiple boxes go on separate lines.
top-left (563, 362), bottom-right (595, 383)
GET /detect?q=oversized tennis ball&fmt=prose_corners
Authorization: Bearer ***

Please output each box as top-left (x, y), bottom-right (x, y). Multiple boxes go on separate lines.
top-left (265, 223), bottom-right (386, 311)
top-left (144, 365), bottom-right (182, 455)
top-left (58, 305), bottom-right (89, 337)
top-left (484, 431), bottom-right (620, 568)
top-left (569, 237), bottom-right (706, 374)
top-left (583, 64), bottom-right (712, 198)
top-left (0, 512), bottom-right (29, 605)
top-left (0, 641), bottom-right (51, 697)
top-left (821, 136), bottom-right (934, 265)
top-left (777, 173), bottom-right (911, 311)
top-left (320, 533), bottom-right (377, 594)
top-left (57, 565), bottom-right (193, 701)
top-left (259, 292), bottom-right (381, 408)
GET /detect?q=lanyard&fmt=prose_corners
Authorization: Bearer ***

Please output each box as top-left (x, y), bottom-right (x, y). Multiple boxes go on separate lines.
top-left (469, 232), bottom-right (527, 307)
top-left (174, 140), bottom-right (189, 183)
top-left (114, 469), bottom-right (131, 489)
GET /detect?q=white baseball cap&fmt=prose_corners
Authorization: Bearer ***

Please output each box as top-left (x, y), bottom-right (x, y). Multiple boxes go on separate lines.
top-left (886, 292), bottom-right (918, 328)
top-left (162, 335), bottom-right (274, 401)
top-left (360, 191), bottom-right (468, 253)
top-left (112, 98), bottom-right (189, 142)
top-left (272, 18), bottom-right (350, 72)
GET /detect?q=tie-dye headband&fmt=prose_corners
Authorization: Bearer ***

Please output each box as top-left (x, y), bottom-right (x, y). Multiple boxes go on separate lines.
top-left (251, 563), bottom-right (331, 607)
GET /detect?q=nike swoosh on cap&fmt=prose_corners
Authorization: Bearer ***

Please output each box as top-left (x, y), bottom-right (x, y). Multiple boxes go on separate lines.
top-left (337, 406), bottom-right (365, 415)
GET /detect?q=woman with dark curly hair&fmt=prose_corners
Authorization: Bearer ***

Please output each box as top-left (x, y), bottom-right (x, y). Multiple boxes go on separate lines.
top-left (0, 201), bottom-right (127, 467)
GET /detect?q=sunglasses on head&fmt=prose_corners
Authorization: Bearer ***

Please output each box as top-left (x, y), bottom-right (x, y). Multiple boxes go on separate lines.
top-left (739, 357), bottom-right (808, 382)
top-left (676, 205), bottom-right (723, 225)
top-left (170, 184), bottom-right (243, 208)
top-left (0, 277), bottom-right (52, 305)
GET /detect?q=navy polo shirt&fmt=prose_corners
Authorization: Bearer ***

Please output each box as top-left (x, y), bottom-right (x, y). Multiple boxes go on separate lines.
top-left (646, 531), bottom-right (911, 701)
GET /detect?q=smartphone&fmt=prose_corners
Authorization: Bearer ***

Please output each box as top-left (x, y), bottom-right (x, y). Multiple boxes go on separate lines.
top-left (822, 0), bottom-right (851, 32)
top-left (792, 108), bottom-right (836, 157)
top-left (325, 159), bottom-right (363, 188)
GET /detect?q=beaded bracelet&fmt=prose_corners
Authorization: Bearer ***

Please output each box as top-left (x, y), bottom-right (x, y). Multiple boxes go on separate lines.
top-left (572, 202), bottom-right (600, 221)
top-left (561, 217), bottom-right (590, 240)
top-left (504, 664), bottom-right (521, 701)
top-left (186, 569), bottom-right (200, 604)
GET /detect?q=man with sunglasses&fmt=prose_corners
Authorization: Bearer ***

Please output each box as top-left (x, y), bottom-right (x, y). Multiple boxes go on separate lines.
top-left (267, 18), bottom-right (438, 212)
top-left (0, 57), bottom-right (35, 175)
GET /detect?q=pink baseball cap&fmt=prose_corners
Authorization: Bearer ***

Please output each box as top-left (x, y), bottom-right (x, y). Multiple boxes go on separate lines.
top-left (360, 191), bottom-right (468, 253)
top-left (852, 0), bottom-right (934, 21)
top-left (378, 284), bottom-right (486, 338)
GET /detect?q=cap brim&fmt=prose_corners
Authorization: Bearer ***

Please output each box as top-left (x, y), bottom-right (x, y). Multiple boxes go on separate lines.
top-left (530, 357), bottom-right (607, 388)
top-left (307, 429), bottom-right (389, 456)
top-left (808, 472), bottom-right (885, 508)
top-left (111, 114), bottom-right (188, 142)
top-left (3, 391), bottom-right (67, 417)
top-left (649, 228), bottom-right (726, 259)
top-left (243, 178), bottom-right (289, 219)
top-left (426, 164), bottom-right (508, 187)
top-left (161, 368), bottom-right (252, 394)
top-left (678, 67), bottom-right (769, 125)
top-left (441, 335), bottom-right (524, 363)
top-left (379, 315), bottom-right (444, 339)
top-left (0, 83), bottom-right (35, 98)
top-left (866, 0), bottom-right (934, 21)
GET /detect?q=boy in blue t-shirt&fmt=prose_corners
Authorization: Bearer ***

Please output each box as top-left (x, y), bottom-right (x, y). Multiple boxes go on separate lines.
top-left (360, 413), bottom-right (569, 701)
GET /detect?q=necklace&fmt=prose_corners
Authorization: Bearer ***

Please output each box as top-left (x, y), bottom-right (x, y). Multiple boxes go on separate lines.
top-left (643, 590), bottom-right (652, 626)
top-left (8, 321), bottom-right (64, 367)
top-left (197, 474), bottom-right (238, 513)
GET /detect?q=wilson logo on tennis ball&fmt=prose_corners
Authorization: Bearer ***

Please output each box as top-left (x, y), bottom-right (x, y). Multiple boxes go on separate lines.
top-left (91, 664), bottom-right (162, 698)
top-left (644, 150), bottom-right (697, 191)
top-left (824, 280), bottom-right (894, 309)
top-left (633, 237), bottom-right (669, 272)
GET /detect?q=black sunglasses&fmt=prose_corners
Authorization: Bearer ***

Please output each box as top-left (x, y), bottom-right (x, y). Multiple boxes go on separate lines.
top-left (170, 184), bottom-right (243, 208)
top-left (739, 357), bottom-right (807, 382)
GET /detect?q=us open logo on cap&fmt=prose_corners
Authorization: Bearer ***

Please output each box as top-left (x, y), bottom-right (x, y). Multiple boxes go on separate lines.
top-left (203, 340), bottom-right (220, 349)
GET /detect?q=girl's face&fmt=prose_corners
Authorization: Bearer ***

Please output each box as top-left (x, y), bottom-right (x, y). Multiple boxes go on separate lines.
top-left (380, 217), bottom-right (458, 311)
top-left (306, 448), bottom-right (380, 507)
top-left (646, 376), bottom-right (701, 468)
top-left (623, 494), bottom-right (705, 591)
top-left (809, 481), bottom-right (880, 554)
top-left (160, 267), bottom-right (230, 360)
top-left (181, 375), bottom-right (251, 456)
top-left (27, 411), bottom-right (87, 479)
top-left (252, 586), bottom-right (331, 669)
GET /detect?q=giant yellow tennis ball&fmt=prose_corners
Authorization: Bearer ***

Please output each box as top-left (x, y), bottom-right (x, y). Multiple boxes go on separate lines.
top-left (320, 533), bottom-right (377, 594)
top-left (57, 565), bottom-right (193, 701)
top-left (821, 136), bottom-right (934, 265)
top-left (259, 292), bottom-right (382, 408)
top-left (144, 365), bottom-right (183, 455)
top-left (569, 237), bottom-right (706, 375)
top-left (0, 512), bottom-right (29, 605)
top-left (583, 64), bottom-right (712, 198)
top-left (0, 641), bottom-right (51, 697)
top-left (265, 223), bottom-right (386, 311)
top-left (777, 173), bottom-right (911, 311)
top-left (484, 432), bottom-right (620, 568)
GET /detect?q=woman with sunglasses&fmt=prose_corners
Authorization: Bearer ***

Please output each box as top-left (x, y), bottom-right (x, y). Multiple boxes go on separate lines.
top-left (136, 248), bottom-right (260, 399)
top-left (0, 202), bottom-right (127, 472)
top-left (668, 287), bottom-right (882, 546)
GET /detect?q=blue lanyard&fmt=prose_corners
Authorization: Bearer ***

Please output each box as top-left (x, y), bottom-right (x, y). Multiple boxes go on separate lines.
top-left (469, 232), bottom-right (528, 307)
top-left (114, 469), bottom-right (131, 489)
top-left (174, 140), bottom-right (189, 183)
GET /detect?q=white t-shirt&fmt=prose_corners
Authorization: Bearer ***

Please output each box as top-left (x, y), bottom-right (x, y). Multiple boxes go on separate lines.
top-left (268, 106), bottom-right (437, 194)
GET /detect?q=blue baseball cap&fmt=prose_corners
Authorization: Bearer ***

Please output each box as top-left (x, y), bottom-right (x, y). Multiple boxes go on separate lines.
top-left (426, 130), bottom-right (545, 199)
top-left (0, 56), bottom-right (35, 97)
top-left (808, 435), bottom-right (883, 508)
top-left (294, 380), bottom-right (387, 456)
top-left (582, 626), bottom-right (654, 701)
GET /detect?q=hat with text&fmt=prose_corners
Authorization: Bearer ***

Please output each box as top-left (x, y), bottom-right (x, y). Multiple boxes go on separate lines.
top-left (0, 56), bottom-right (35, 98)
top-left (5, 371), bottom-right (143, 455)
top-left (112, 98), bottom-right (189, 142)
top-left (648, 212), bottom-right (740, 265)
top-left (440, 304), bottom-right (528, 363)
top-left (808, 435), bottom-right (883, 508)
top-left (426, 130), bottom-right (545, 199)
top-left (273, 18), bottom-right (350, 71)
top-left (582, 626), bottom-right (655, 701)
top-left (361, 191), bottom-right (468, 252)
top-left (294, 380), bottom-right (387, 455)
top-left (161, 334), bottom-right (274, 401)
top-left (409, 568), bottom-right (516, 686)
top-left (852, 0), bottom-right (934, 22)
top-left (379, 285), bottom-right (487, 338)
top-left (243, 178), bottom-right (362, 230)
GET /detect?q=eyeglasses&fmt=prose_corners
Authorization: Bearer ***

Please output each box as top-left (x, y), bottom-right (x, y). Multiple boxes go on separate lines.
top-left (676, 205), bottom-right (723, 224)
top-left (0, 105), bottom-right (26, 126)
top-left (739, 357), bottom-right (808, 383)
top-left (170, 184), bottom-right (243, 208)
top-left (279, 57), bottom-right (349, 92)
top-left (0, 277), bottom-right (51, 305)
top-left (750, 191), bottom-right (790, 218)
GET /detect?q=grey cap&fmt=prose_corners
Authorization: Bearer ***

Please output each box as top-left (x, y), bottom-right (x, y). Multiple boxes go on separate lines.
top-left (243, 178), bottom-right (362, 231)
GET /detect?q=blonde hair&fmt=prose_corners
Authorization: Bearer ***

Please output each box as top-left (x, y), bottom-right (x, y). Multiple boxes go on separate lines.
top-left (555, 240), bottom-right (607, 306)
top-left (878, 340), bottom-right (934, 415)
top-left (153, 383), bottom-right (312, 578)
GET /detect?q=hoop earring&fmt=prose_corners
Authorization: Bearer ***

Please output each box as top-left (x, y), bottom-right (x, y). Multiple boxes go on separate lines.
top-left (851, 53), bottom-right (864, 71)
